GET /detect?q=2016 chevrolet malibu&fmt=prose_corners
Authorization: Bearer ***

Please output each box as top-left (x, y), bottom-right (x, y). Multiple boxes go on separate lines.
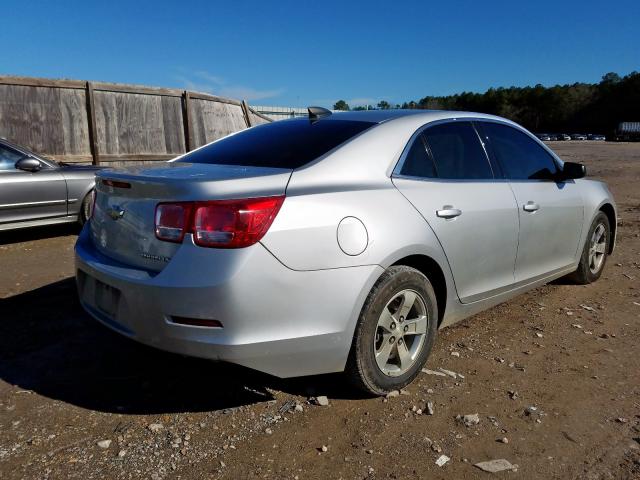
top-left (75, 109), bottom-right (616, 395)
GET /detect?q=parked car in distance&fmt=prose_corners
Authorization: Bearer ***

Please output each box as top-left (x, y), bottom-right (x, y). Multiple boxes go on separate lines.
top-left (0, 138), bottom-right (102, 231)
top-left (536, 133), bottom-right (551, 141)
top-left (572, 133), bottom-right (588, 140)
top-left (76, 109), bottom-right (617, 395)
top-left (588, 134), bottom-right (606, 141)
top-left (558, 134), bottom-right (571, 141)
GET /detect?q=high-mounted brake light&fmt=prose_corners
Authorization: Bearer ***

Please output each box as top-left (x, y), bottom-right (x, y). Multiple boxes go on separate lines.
top-left (154, 196), bottom-right (284, 248)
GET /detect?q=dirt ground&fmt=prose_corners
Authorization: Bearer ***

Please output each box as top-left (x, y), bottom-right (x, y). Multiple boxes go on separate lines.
top-left (1, 142), bottom-right (639, 480)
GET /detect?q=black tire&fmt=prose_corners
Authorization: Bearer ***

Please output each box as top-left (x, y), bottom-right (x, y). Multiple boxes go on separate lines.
top-left (568, 211), bottom-right (610, 284)
top-left (346, 265), bottom-right (438, 396)
top-left (78, 190), bottom-right (95, 226)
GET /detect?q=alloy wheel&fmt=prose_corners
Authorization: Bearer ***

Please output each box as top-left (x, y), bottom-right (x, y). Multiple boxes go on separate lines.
top-left (588, 223), bottom-right (607, 274)
top-left (374, 289), bottom-right (428, 377)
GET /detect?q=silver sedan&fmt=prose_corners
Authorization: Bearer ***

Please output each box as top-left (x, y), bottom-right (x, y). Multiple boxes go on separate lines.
top-left (0, 138), bottom-right (101, 231)
top-left (75, 109), bottom-right (616, 395)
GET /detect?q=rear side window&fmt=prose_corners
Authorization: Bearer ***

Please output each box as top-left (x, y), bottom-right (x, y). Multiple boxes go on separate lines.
top-left (178, 119), bottom-right (375, 169)
top-left (400, 135), bottom-right (437, 178)
top-left (422, 122), bottom-right (493, 179)
top-left (481, 122), bottom-right (559, 180)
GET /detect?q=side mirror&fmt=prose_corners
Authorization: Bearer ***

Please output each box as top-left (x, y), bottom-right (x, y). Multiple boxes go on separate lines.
top-left (15, 157), bottom-right (42, 172)
top-left (559, 161), bottom-right (586, 180)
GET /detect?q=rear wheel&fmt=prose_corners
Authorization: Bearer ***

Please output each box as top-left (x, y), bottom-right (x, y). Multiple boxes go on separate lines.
top-left (346, 266), bottom-right (438, 395)
top-left (569, 212), bottom-right (610, 284)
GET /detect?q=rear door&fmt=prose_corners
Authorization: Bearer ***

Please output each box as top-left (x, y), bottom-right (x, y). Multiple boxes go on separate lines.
top-left (0, 144), bottom-right (68, 225)
top-left (479, 121), bottom-right (584, 282)
top-left (392, 121), bottom-right (519, 303)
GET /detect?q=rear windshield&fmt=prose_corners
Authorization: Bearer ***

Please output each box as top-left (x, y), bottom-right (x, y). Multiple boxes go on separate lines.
top-left (177, 119), bottom-right (376, 169)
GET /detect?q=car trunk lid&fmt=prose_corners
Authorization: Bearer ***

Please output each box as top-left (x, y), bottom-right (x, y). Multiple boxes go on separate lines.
top-left (90, 162), bottom-right (291, 272)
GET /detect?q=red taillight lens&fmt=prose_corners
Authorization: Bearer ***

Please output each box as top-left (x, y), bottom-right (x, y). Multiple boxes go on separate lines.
top-left (193, 197), bottom-right (284, 248)
top-left (155, 203), bottom-right (192, 243)
top-left (154, 196), bottom-right (284, 248)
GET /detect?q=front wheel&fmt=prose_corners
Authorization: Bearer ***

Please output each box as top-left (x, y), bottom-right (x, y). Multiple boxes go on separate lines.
top-left (569, 211), bottom-right (610, 284)
top-left (345, 266), bottom-right (438, 395)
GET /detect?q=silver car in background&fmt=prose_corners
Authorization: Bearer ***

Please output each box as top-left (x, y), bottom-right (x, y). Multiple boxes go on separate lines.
top-left (75, 109), bottom-right (616, 394)
top-left (0, 138), bottom-right (100, 231)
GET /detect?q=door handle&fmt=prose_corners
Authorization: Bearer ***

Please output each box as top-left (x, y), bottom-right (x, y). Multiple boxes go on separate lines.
top-left (523, 201), bottom-right (540, 212)
top-left (436, 206), bottom-right (462, 219)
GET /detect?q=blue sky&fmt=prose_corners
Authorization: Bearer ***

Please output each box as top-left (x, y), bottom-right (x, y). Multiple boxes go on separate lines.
top-left (2, 0), bottom-right (638, 108)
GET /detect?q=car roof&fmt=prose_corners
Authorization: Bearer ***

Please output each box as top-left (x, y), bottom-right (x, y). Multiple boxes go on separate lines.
top-left (288, 107), bottom-right (563, 185)
top-left (320, 109), bottom-right (509, 125)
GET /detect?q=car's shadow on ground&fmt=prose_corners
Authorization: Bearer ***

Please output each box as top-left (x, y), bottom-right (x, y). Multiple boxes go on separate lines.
top-left (0, 223), bottom-right (80, 245)
top-left (0, 278), bottom-right (361, 415)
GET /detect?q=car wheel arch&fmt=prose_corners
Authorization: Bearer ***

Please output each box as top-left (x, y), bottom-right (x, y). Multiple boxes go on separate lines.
top-left (598, 203), bottom-right (616, 254)
top-left (388, 254), bottom-right (448, 327)
top-left (78, 185), bottom-right (96, 223)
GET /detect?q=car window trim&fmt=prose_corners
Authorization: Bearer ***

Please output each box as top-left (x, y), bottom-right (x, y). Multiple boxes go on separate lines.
top-left (472, 121), bottom-right (505, 179)
top-left (392, 118), bottom-right (496, 182)
top-left (475, 120), bottom-right (563, 183)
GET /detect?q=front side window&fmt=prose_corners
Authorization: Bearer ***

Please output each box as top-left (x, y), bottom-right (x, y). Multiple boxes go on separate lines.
top-left (481, 122), bottom-right (559, 180)
top-left (0, 145), bottom-right (23, 171)
top-left (422, 122), bottom-right (493, 179)
top-left (178, 119), bottom-right (376, 169)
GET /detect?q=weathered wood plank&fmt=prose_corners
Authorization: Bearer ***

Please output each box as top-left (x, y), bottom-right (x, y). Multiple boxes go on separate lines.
top-left (161, 95), bottom-right (186, 154)
top-left (189, 100), bottom-right (247, 148)
top-left (248, 106), bottom-right (272, 125)
top-left (249, 112), bottom-right (271, 126)
top-left (113, 91), bottom-right (165, 154)
top-left (0, 76), bottom-right (271, 163)
top-left (182, 91), bottom-right (192, 151)
top-left (188, 91), bottom-right (242, 106)
top-left (86, 82), bottom-right (100, 164)
top-left (93, 89), bottom-right (119, 156)
top-left (92, 82), bottom-right (183, 98)
top-left (0, 76), bottom-right (85, 89)
top-left (0, 84), bottom-right (65, 154)
top-left (241, 100), bottom-right (252, 127)
top-left (59, 88), bottom-right (90, 156)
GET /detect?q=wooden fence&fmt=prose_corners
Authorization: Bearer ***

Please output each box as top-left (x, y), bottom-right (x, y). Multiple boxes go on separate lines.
top-left (0, 76), bottom-right (271, 165)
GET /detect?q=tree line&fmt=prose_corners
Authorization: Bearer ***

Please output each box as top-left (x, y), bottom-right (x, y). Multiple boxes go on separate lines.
top-left (333, 71), bottom-right (640, 135)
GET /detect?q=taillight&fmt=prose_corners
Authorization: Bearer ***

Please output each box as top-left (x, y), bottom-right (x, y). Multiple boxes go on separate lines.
top-left (154, 196), bottom-right (284, 248)
top-left (155, 203), bottom-right (192, 243)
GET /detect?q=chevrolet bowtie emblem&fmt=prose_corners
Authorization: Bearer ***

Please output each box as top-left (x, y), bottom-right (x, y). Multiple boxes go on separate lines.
top-left (107, 205), bottom-right (125, 220)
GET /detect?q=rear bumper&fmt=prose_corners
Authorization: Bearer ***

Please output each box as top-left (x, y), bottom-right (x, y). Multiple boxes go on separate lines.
top-left (75, 226), bottom-right (382, 377)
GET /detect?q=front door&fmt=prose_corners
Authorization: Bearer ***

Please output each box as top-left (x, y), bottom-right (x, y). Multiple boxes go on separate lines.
top-left (0, 144), bottom-right (68, 225)
top-left (479, 121), bottom-right (584, 282)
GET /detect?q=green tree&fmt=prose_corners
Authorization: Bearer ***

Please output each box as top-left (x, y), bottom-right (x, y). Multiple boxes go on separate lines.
top-left (601, 72), bottom-right (622, 85)
top-left (377, 100), bottom-right (391, 110)
top-left (333, 100), bottom-right (350, 111)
